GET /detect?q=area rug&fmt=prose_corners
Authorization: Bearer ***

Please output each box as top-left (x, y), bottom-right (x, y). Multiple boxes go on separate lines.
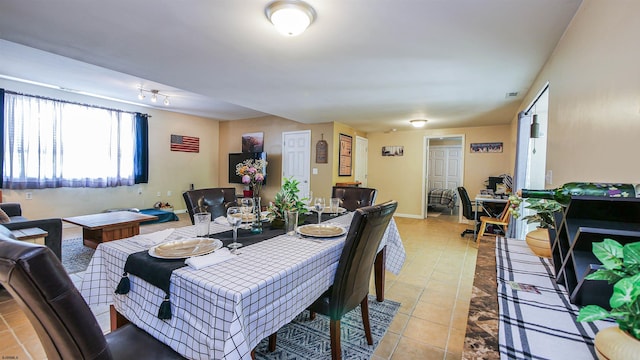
top-left (61, 237), bottom-right (95, 274)
top-left (254, 296), bottom-right (400, 360)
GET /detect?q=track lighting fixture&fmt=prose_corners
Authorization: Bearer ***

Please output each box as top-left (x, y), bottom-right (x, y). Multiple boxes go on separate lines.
top-left (137, 88), bottom-right (170, 106)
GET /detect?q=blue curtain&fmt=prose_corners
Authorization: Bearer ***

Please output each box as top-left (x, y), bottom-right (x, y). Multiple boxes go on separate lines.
top-left (0, 89), bottom-right (4, 189)
top-left (134, 113), bottom-right (149, 184)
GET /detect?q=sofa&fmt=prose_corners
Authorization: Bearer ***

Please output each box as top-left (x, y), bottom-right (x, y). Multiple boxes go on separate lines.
top-left (0, 202), bottom-right (62, 259)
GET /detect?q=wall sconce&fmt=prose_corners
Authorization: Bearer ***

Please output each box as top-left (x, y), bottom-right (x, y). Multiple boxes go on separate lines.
top-left (138, 88), bottom-right (170, 106)
top-left (410, 119), bottom-right (428, 128)
top-left (265, 0), bottom-right (316, 36)
top-left (530, 114), bottom-right (540, 138)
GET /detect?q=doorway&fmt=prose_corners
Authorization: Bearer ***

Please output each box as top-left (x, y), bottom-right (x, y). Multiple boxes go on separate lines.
top-left (354, 136), bottom-right (368, 187)
top-left (423, 135), bottom-right (464, 221)
top-left (282, 130), bottom-right (311, 196)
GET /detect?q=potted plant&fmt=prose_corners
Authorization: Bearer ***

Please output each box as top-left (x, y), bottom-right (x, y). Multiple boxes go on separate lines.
top-left (267, 177), bottom-right (308, 228)
top-left (512, 197), bottom-right (562, 258)
top-left (577, 239), bottom-right (640, 359)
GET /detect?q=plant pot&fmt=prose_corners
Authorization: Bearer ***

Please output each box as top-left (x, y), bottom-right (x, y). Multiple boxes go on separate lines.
top-left (594, 326), bottom-right (640, 360)
top-left (525, 227), bottom-right (551, 258)
top-left (270, 214), bottom-right (307, 229)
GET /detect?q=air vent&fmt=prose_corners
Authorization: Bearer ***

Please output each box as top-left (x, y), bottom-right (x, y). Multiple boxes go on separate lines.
top-left (506, 92), bottom-right (519, 98)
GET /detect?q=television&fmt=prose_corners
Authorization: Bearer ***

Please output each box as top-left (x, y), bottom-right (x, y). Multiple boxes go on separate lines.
top-left (228, 152), bottom-right (267, 185)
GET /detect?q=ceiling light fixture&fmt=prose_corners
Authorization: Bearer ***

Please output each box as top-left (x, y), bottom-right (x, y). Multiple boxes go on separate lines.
top-left (137, 88), bottom-right (171, 106)
top-left (410, 119), bottom-right (428, 128)
top-left (265, 0), bottom-right (316, 36)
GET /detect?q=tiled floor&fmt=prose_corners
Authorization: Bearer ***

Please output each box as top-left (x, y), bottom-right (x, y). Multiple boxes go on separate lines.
top-left (0, 210), bottom-right (480, 359)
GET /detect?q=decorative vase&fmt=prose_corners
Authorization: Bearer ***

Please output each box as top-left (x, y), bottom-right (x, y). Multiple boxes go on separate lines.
top-left (525, 227), bottom-right (551, 258)
top-left (594, 326), bottom-right (640, 360)
top-left (243, 190), bottom-right (253, 198)
top-left (251, 196), bottom-right (262, 234)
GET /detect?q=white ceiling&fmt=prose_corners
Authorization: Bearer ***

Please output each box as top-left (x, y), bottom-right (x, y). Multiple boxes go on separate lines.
top-left (0, 0), bottom-right (582, 133)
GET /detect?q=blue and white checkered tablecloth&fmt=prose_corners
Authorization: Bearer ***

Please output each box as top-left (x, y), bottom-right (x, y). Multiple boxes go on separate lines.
top-left (80, 213), bottom-right (405, 360)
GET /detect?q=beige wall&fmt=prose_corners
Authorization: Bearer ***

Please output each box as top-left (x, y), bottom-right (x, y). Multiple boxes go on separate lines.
top-left (368, 125), bottom-right (512, 217)
top-left (218, 116), bottom-right (335, 200)
top-left (512, 1), bottom-right (640, 186)
top-left (1, 78), bottom-right (220, 219)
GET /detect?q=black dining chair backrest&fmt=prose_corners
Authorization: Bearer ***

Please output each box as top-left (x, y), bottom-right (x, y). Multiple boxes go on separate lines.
top-left (323, 200), bottom-right (397, 318)
top-left (330, 186), bottom-right (377, 211)
top-left (182, 187), bottom-right (237, 224)
top-left (0, 226), bottom-right (184, 360)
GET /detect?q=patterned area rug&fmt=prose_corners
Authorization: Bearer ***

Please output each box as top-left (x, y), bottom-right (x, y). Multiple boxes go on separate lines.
top-left (61, 237), bottom-right (95, 274)
top-left (254, 296), bottom-right (400, 360)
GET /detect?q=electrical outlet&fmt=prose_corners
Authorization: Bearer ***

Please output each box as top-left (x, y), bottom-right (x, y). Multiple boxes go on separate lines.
top-left (138, 188), bottom-right (143, 195)
top-left (167, 190), bottom-right (172, 196)
top-left (156, 192), bottom-right (161, 197)
top-left (26, 192), bottom-right (33, 200)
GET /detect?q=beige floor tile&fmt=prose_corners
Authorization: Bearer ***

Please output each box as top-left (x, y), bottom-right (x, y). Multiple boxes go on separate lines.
top-left (0, 344), bottom-right (29, 360)
top-left (403, 317), bottom-right (449, 350)
top-left (412, 301), bottom-right (453, 327)
top-left (391, 336), bottom-right (447, 360)
top-left (374, 331), bottom-right (400, 359)
top-left (447, 326), bottom-right (467, 355)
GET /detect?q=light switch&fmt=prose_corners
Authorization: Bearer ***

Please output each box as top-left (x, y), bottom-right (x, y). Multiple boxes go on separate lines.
top-left (312, 168), bottom-right (318, 175)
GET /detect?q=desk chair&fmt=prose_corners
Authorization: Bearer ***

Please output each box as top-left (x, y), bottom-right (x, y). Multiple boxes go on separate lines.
top-left (268, 200), bottom-right (398, 360)
top-left (182, 187), bottom-right (237, 224)
top-left (476, 201), bottom-right (511, 245)
top-left (457, 186), bottom-right (487, 237)
top-left (0, 226), bottom-right (185, 360)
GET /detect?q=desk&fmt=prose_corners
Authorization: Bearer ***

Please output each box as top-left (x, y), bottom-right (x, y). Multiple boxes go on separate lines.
top-left (80, 213), bottom-right (405, 359)
top-left (474, 196), bottom-right (508, 237)
top-left (63, 211), bottom-right (158, 249)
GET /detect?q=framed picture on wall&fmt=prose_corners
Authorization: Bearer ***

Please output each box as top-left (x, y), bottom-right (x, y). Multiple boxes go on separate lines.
top-left (470, 142), bottom-right (503, 153)
top-left (242, 132), bottom-right (264, 152)
top-left (338, 133), bottom-right (352, 176)
top-left (382, 146), bottom-right (404, 156)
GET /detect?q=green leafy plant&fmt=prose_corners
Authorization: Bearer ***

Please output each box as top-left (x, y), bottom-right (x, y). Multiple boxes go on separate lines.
top-left (576, 238), bottom-right (640, 340)
top-left (267, 177), bottom-right (308, 221)
top-left (519, 198), bottom-right (562, 229)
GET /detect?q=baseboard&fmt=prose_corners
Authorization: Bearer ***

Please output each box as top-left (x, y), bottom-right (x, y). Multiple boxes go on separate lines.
top-left (394, 213), bottom-right (424, 219)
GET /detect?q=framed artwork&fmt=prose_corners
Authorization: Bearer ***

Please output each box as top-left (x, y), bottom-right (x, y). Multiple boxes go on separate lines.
top-left (316, 138), bottom-right (328, 163)
top-left (242, 132), bottom-right (264, 152)
top-left (338, 134), bottom-right (352, 176)
top-left (470, 142), bottom-right (503, 153)
top-left (382, 146), bottom-right (404, 156)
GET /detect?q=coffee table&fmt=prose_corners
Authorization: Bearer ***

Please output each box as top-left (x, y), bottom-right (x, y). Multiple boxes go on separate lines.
top-left (63, 211), bottom-right (158, 249)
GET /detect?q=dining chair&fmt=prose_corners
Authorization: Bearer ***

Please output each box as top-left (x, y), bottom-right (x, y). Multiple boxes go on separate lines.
top-left (0, 226), bottom-right (185, 360)
top-left (268, 200), bottom-right (398, 360)
top-left (457, 186), bottom-right (487, 237)
top-left (182, 187), bottom-right (237, 224)
top-left (476, 200), bottom-right (511, 244)
top-left (330, 186), bottom-right (377, 211)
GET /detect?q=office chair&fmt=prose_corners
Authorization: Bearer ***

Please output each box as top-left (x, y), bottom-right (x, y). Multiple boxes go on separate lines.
top-left (457, 186), bottom-right (487, 237)
top-left (268, 200), bottom-right (398, 360)
top-left (0, 226), bottom-right (185, 360)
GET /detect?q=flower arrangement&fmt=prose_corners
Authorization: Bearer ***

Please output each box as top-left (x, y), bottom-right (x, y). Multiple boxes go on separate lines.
top-left (235, 158), bottom-right (267, 197)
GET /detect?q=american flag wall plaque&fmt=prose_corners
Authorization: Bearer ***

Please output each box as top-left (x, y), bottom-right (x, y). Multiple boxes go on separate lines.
top-left (170, 134), bottom-right (200, 153)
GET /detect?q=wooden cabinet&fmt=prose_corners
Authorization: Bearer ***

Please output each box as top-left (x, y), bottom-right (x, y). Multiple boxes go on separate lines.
top-left (552, 196), bottom-right (640, 308)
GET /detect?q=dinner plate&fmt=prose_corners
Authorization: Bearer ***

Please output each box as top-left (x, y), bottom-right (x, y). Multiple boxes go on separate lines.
top-left (149, 238), bottom-right (223, 259)
top-left (312, 206), bottom-right (347, 214)
top-left (296, 224), bottom-right (346, 238)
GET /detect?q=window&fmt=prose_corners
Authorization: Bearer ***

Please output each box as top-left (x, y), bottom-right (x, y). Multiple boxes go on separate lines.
top-left (1, 91), bottom-right (148, 189)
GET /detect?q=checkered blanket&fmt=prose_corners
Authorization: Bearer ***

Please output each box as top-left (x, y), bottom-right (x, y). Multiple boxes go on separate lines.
top-left (81, 213), bottom-right (405, 360)
top-left (496, 237), bottom-right (614, 360)
top-left (428, 188), bottom-right (457, 209)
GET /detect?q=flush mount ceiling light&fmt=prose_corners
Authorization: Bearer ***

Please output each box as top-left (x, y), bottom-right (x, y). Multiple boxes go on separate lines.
top-left (137, 88), bottom-right (170, 106)
top-left (265, 0), bottom-right (316, 36)
top-left (410, 119), bottom-right (428, 128)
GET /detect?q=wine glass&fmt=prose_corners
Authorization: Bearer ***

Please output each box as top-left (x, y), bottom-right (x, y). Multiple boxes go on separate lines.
top-left (239, 197), bottom-right (254, 229)
top-left (314, 197), bottom-right (325, 224)
top-left (226, 206), bottom-right (243, 251)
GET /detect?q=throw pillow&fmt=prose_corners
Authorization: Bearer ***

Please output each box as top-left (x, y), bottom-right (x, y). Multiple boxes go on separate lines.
top-left (0, 208), bottom-right (11, 224)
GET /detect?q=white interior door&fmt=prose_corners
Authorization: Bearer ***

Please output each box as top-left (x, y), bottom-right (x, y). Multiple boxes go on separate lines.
top-left (355, 136), bottom-right (368, 187)
top-left (282, 130), bottom-right (311, 196)
top-left (428, 146), bottom-right (461, 190)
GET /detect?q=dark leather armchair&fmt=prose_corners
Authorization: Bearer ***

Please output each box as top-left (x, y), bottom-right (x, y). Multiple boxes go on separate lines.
top-left (182, 188), bottom-right (237, 224)
top-left (269, 200), bottom-right (398, 360)
top-left (331, 186), bottom-right (377, 211)
top-left (0, 226), bottom-right (185, 360)
top-left (0, 202), bottom-right (62, 259)
top-left (457, 186), bottom-right (488, 237)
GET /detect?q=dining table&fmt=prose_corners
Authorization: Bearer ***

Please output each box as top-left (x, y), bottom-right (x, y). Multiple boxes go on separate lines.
top-left (80, 210), bottom-right (406, 360)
